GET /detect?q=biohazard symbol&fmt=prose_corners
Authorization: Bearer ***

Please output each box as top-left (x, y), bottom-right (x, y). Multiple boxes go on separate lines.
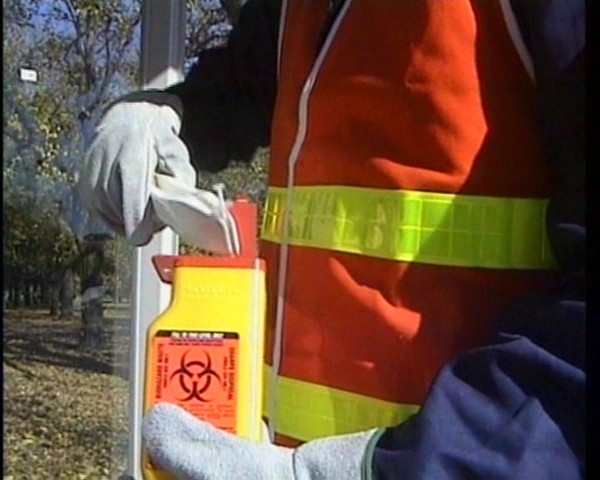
top-left (169, 350), bottom-right (221, 402)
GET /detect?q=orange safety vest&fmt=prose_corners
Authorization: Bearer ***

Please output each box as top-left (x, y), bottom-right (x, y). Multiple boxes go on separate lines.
top-left (260, 0), bottom-right (557, 446)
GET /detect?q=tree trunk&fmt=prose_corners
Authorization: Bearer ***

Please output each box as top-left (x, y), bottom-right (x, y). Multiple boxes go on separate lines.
top-left (60, 267), bottom-right (75, 318)
top-left (79, 235), bottom-right (109, 349)
top-left (24, 282), bottom-right (31, 307)
top-left (32, 283), bottom-right (40, 306)
top-left (50, 279), bottom-right (60, 316)
top-left (16, 282), bottom-right (24, 308)
top-left (81, 297), bottom-right (104, 348)
top-left (9, 287), bottom-right (16, 308)
top-left (41, 282), bottom-right (50, 305)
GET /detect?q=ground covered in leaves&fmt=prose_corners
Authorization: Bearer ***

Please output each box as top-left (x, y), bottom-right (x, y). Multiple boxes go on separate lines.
top-left (4, 307), bottom-right (132, 479)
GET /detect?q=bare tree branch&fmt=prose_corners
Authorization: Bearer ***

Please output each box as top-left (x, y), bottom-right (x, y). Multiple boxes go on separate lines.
top-left (60, 0), bottom-right (91, 94)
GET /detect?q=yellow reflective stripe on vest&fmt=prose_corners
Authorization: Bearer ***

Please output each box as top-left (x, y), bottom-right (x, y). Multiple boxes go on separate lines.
top-left (261, 185), bottom-right (557, 269)
top-left (263, 366), bottom-right (419, 441)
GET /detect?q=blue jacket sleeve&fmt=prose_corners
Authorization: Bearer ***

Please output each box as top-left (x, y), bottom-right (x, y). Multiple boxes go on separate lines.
top-left (370, 1), bottom-right (585, 478)
top-left (372, 295), bottom-right (585, 479)
top-left (509, 0), bottom-right (586, 275)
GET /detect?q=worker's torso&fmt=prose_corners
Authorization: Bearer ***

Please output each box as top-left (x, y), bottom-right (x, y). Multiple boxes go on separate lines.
top-left (261, 0), bottom-right (557, 445)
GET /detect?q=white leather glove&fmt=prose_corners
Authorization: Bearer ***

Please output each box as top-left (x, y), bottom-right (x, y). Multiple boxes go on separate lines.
top-left (77, 91), bottom-right (239, 254)
top-left (142, 403), bottom-right (382, 480)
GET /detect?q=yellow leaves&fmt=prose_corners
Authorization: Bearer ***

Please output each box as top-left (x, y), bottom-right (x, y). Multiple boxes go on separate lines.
top-left (4, 191), bottom-right (79, 278)
top-left (21, 434), bottom-right (36, 446)
top-left (21, 89), bottom-right (76, 177)
top-left (5, 114), bottom-right (26, 139)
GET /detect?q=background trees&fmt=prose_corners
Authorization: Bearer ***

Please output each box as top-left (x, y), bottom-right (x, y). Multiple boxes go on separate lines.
top-left (3, 0), bottom-right (267, 344)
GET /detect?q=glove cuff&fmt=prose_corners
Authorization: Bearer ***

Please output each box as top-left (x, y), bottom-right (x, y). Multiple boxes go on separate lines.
top-left (111, 89), bottom-right (184, 126)
top-left (293, 428), bottom-right (384, 480)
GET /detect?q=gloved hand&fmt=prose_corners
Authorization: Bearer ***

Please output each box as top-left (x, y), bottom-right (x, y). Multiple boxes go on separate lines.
top-left (77, 90), bottom-right (239, 254)
top-left (142, 403), bottom-right (382, 480)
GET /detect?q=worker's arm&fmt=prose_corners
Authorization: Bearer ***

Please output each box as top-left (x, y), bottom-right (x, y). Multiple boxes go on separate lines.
top-left (166, 0), bottom-right (280, 172)
top-left (77, 0), bottom-right (280, 246)
top-left (371, 290), bottom-right (585, 479)
top-left (508, 0), bottom-right (585, 275)
top-left (141, 1), bottom-right (585, 479)
top-left (370, 1), bottom-right (585, 478)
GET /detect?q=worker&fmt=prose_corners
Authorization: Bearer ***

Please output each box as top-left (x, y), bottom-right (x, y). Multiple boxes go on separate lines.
top-left (78, 0), bottom-right (585, 478)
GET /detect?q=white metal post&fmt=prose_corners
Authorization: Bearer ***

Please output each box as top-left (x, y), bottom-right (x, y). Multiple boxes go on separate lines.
top-left (126, 1), bottom-right (186, 479)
